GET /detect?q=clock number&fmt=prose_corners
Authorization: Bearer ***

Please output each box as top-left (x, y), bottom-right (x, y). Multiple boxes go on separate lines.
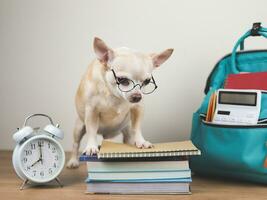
top-left (48, 142), bottom-right (51, 149)
top-left (25, 150), bottom-right (32, 156)
top-left (31, 143), bottom-right (36, 150)
top-left (52, 147), bottom-right (56, 153)
top-left (49, 168), bottom-right (53, 175)
top-left (53, 163), bottom-right (57, 168)
top-left (26, 166), bottom-right (30, 171)
top-left (23, 157), bottom-right (27, 163)
top-left (38, 140), bottom-right (44, 146)
top-left (33, 170), bottom-right (36, 176)
top-left (55, 155), bottom-right (58, 161)
top-left (40, 171), bottom-right (44, 177)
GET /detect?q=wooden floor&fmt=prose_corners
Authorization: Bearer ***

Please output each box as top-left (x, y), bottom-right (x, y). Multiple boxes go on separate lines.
top-left (1, 151), bottom-right (267, 200)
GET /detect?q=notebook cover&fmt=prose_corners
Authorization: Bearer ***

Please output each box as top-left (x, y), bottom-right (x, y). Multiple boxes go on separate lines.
top-left (98, 141), bottom-right (200, 158)
top-left (100, 140), bottom-right (199, 154)
top-left (224, 72), bottom-right (267, 90)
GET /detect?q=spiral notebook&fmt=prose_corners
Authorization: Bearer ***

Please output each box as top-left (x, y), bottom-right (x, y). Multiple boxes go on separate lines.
top-left (98, 140), bottom-right (201, 159)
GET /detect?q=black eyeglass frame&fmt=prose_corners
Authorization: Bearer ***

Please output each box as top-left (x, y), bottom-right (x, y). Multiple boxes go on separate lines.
top-left (111, 69), bottom-right (158, 94)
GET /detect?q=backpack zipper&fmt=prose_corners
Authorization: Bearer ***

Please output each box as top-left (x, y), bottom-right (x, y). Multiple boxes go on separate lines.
top-left (200, 114), bottom-right (267, 128)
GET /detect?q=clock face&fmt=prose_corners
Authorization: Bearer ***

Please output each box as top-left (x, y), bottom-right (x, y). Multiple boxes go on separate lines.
top-left (19, 137), bottom-right (64, 182)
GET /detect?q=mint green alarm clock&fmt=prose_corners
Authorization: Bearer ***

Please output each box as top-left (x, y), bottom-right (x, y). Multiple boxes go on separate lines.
top-left (12, 114), bottom-right (65, 190)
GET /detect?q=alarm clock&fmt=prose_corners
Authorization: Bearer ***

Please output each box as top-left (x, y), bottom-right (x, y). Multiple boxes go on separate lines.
top-left (12, 114), bottom-right (65, 190)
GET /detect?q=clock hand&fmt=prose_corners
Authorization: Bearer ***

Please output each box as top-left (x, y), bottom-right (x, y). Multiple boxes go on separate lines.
top-left (30, 158), bottom-right (41, 167)
top-left (39, 143), bottom-right (43, 165)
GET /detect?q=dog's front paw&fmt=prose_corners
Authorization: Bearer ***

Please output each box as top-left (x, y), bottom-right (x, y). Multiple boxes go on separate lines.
top-left (67, 157), bottom-right (79, 169)
top-left (83, 145), bottom-right (99, 155)
top-left (135, 139), bottom-right (153, 149)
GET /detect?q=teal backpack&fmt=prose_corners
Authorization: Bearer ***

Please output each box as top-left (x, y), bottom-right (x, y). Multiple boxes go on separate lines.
top-left (190, 23), bottom-right (267, 184)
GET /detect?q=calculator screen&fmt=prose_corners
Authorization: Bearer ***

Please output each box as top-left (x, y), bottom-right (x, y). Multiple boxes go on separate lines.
top-left (219, 91), bottom-right (257, 106)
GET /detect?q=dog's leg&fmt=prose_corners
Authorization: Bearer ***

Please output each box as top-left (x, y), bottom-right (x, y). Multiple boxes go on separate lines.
top-left (122, 125), bottom-right (133, 144)
top-left (67, 117), bottom-right (86, 169)
top-left (128, 106), bottom-right (153, 148)
top-left (83, 106), bottom-right (100, 155)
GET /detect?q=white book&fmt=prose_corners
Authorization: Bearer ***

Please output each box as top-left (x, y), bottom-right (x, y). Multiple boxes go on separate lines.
top-left (86, 160), bottom-right (189, 172)
top-left (86, 182), bottom-right (191, 194)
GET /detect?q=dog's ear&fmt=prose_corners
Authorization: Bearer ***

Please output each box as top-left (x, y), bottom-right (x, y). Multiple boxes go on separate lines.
top-left (151, 49), bottom-right (174, 68)
top-left (93, 37), bottom-right (114, 64)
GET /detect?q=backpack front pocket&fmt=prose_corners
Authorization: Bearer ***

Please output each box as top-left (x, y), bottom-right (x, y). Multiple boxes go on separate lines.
top-left (198, 119), bottom-right (267, 174)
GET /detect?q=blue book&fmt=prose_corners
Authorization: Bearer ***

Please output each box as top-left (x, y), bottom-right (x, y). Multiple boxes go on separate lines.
top-left (86, 177), bottom-right (192, 183)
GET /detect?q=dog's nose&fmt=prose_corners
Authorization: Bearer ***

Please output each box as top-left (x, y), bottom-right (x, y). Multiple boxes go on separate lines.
top-left (130, 93), bottom-right (142, 103)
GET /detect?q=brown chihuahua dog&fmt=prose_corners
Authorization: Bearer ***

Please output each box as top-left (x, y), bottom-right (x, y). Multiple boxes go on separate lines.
top-left (67, 38), bottom-right (173, 168)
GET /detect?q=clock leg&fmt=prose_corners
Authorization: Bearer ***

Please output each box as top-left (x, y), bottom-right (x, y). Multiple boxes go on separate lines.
top-left (20, 179), bottom-right (29, 190)
top-left (55, 177), bottom-right (63, 187)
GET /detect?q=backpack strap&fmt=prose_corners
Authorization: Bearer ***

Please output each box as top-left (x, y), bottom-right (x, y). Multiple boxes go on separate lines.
top-left (230, 22), bottom-right (267, 74)
top-left (204, 23), bottom-right (267, 94)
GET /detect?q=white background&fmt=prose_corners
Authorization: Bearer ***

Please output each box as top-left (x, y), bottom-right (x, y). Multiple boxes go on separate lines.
top-left (1, 0), bottom-right (267, 151)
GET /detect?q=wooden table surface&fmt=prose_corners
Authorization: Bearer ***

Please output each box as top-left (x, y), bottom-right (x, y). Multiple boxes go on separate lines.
top-left (1, 150), bottom-right (266, 200)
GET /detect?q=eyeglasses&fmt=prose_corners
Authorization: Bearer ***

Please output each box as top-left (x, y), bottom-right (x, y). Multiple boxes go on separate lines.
top-left (111, 69), bottom-right (158, 94)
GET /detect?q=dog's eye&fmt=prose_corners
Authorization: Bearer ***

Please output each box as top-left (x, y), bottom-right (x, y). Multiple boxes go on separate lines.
top-left (143, 78), bottom-right (151, 86)
top-left (117, 77), bottom-right (130, 86)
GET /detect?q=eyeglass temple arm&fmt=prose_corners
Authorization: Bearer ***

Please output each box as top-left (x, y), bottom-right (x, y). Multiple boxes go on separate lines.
top-left (111, 69), bottom-right (120, 84)
top-left (151, 75), bottom-right (158, 88)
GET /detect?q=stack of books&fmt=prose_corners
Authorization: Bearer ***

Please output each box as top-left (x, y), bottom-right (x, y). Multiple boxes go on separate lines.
top-left (80, 140), bottom-right (200, 194)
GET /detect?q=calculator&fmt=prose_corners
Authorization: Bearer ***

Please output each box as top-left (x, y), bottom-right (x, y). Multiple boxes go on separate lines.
top-left (212, 89), bottom-right (261, 125)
